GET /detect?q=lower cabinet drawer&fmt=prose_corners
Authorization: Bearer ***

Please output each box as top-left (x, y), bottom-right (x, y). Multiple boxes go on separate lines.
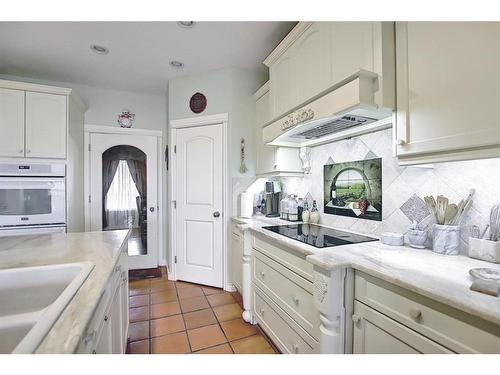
top-left (253, 251), bottom-right (319, 339)
top-left (353, 301), bottom-right (453, 354)
top-left (254, 287), bottom-right (317, 354)
top-left (355, 271), bottom-right (500, 353)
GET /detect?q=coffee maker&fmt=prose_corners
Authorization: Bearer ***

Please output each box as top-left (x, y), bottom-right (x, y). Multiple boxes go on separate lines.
top-left (264, 181), bottom-right (281, 217)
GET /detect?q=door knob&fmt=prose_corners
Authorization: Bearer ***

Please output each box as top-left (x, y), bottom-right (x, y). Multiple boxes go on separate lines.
top-left (213, 211), bottom-right (220, 218)
top-left (149, 207), bottom-right (155, 212)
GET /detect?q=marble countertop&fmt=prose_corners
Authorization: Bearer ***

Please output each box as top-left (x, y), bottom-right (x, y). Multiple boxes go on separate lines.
top-left (0, 229), bottom-right (130, 353)
top-left (233, 216), bottom-right (500, 326)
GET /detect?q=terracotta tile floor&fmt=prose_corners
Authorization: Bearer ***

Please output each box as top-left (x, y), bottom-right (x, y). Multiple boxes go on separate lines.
top-left (126, 276), bottom-right (278, 354)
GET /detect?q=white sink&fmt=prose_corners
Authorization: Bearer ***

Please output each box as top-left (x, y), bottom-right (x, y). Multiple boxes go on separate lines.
top-left (0, 261), bottom-right (94, 353)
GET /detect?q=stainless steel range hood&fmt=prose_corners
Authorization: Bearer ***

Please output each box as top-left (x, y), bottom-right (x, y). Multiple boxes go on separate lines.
top-left (263, 70), bottom-right (393, 148)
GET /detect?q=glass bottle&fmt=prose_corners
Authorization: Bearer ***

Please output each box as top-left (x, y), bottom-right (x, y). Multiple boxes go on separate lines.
top-left (310, 200), bottom-right (320, 224)
top-left (289, 195), bottom-right (298, 221)
top-left (302, 200), bottom-right (310, 224)
top-left (297, 197), bottom-right (304, 221)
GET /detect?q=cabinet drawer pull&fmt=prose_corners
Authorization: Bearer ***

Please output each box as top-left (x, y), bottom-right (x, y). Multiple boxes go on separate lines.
top-left (104, 315), bottom-right (109, 322)
top-left (292, 296), bottom-right (300, 306)
top-left (92, 349), bottom-right (97, 354)
top-left (292, 343), bottom-right (299, 354)
top-left (260, 271), bottom-right (265, 279)
top-left (409, 308), bottom-right (423, 323)
top-left (260, 308), bottom-right (265, 316)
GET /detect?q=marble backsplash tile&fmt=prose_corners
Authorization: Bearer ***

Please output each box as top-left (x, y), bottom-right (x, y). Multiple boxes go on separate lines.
top-left (279, 128), bottom-right (500, 255)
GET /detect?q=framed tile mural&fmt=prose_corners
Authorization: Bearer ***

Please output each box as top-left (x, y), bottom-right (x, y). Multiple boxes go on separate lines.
top-left (323, 158), bottom-right (382, 221)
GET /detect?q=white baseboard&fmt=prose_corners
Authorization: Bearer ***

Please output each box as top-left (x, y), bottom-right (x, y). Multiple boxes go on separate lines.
top-left (225, 283), bottom-right (237, 292)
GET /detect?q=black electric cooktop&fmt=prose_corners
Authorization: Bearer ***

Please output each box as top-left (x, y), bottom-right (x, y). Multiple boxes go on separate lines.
top-left (263, 224), bottom-right (377, 248)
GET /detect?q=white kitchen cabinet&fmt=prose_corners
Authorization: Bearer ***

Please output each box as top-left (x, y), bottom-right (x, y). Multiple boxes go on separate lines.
top-left (352, 301), bottom-right (452, 354)
top-left (251, 233), bottom-right (319, 353)
top-left (78, 251), bottom-right (129, 354)
top-left (25, 91), bottom-right (67, 159)
top-left (354, 271), bottom-right (500, 354)
top-left (231, 227), bottom-right (243, 292)
top-left (395, 22), bottom-right (500, 164)
top-left (264, 22), bottom-right (394, 121)
top-left (293, 22), bottom-right (331, 105)
top-left (253, 83), bottom-right (303, 177)
top-left (0, 88), bottom-right (25, 157)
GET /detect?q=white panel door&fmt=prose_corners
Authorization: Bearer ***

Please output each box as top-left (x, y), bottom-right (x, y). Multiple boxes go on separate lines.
top-left (0, 88), bottom-right (25, 158)
top-left (25, 91), bottom-right (67, 158)
top-left (175, 124), bottom-right (223, 287)
top-left (89, 133), bottom-right (159, 270)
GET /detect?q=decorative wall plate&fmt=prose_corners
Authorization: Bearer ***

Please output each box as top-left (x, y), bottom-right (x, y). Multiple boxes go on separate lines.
top-left (117, 110), bottom-right (135, 128)
top-left (189, 92), bottom-right (207, 114)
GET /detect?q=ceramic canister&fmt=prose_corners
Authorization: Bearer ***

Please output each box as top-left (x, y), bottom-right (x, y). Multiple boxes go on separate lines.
top-left (432, 224), bottom-right (460, 255)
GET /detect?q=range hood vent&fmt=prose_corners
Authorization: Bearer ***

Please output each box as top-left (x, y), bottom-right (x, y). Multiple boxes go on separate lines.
top-left (290, 115), bottom-right (378, 140)
top-left (262, 70), bottom-right (393, 148)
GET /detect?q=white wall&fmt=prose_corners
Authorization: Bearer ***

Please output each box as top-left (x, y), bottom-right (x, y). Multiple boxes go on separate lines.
top-left (167, 67), bottom-right (266, 283)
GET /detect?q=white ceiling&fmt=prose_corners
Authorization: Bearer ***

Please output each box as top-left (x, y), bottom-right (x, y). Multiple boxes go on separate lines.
top-left (0, 22), bottom-right (296, 95)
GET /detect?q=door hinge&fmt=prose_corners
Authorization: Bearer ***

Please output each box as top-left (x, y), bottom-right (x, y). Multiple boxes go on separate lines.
top-left (88, 195), bottom-right (91, 203)
top-left (174, 145), bottom-right (176, 153)
top-left (172, 200), bottom-right (177, 209)
top-left (174, 256), bottom-right (177, 264)
top-left (88, 144), bottom-right (91, 152)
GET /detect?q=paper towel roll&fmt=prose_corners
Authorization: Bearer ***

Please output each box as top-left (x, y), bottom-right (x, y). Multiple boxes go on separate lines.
top-left (240, 192), bottom-right (254, 218)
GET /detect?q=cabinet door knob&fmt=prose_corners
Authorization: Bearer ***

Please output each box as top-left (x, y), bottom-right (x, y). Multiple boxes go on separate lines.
top-left (396, 139), bottom-right (406, 146)
top-left (352, 314), bottom-right (361, 325)
top-left (409, 308), bottom-right (423, 323)
top-left (18, 149), bottom-right (23, 154)
top-left (260, 308), bottom-right (265, 316)
top-left (292, 296), bottom-right (300, 306)
top-left (104, 315), bottom-right (109, 322)
top-left (26, 149), bottom-right (31, 154)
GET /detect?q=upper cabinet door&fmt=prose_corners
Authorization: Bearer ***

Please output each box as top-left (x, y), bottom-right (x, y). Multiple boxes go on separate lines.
top-left (25, 91), bottom-right (67, 158)
top-left (330, 22), bottom-right (374, 83)
top-left (0, 88), bottom-right (25, 158)
top-left (396, 22), bottom-right (500, 163)
top-left (269, 49), bottom-right (296, 118)
top-left (294, 22), bottom-right (332, 104)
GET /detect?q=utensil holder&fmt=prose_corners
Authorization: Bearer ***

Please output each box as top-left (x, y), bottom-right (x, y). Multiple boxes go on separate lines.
top-left (432, 224), bottom-right (460, 255)
top-left (468, 237), bottom-right (500, 263)
top-left (407, 229), bottom-right (427, 249)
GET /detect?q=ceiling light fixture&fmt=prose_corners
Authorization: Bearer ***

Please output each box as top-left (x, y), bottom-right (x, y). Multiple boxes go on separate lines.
top-left (90, 44), bottom-right (109, 55)
top-left (177, 21), bottom-right (195, 28)
top-left (170, 60), bottom-right (184, 68)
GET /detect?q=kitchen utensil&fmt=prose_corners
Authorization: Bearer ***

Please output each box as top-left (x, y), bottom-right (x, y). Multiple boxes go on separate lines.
top-left (435, 195), bottom-right (447, 225)
top-left (451, 189), bottom-right (475, 225)
top-left (489, 204), bottom-right (500, 241)
top-left (424, 196), bottom-right (438, 222)
top-left (445, 204), bottom-right (458, 225)
top-left (481, 224), bottom-right (490, 239)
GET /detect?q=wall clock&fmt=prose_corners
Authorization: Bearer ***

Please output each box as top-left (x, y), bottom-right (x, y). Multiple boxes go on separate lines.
top-left (189, 92), bottom-right (207, 114)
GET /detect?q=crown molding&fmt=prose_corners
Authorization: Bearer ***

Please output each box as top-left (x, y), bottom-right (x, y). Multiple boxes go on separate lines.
top-left (263, 22), bottom-right (314, 67)
top-left (0, 78), bottom-right (72, 96)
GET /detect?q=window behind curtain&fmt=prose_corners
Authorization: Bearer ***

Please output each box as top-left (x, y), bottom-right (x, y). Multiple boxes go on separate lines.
top-left (105, 160), bottom-right (140, 229)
